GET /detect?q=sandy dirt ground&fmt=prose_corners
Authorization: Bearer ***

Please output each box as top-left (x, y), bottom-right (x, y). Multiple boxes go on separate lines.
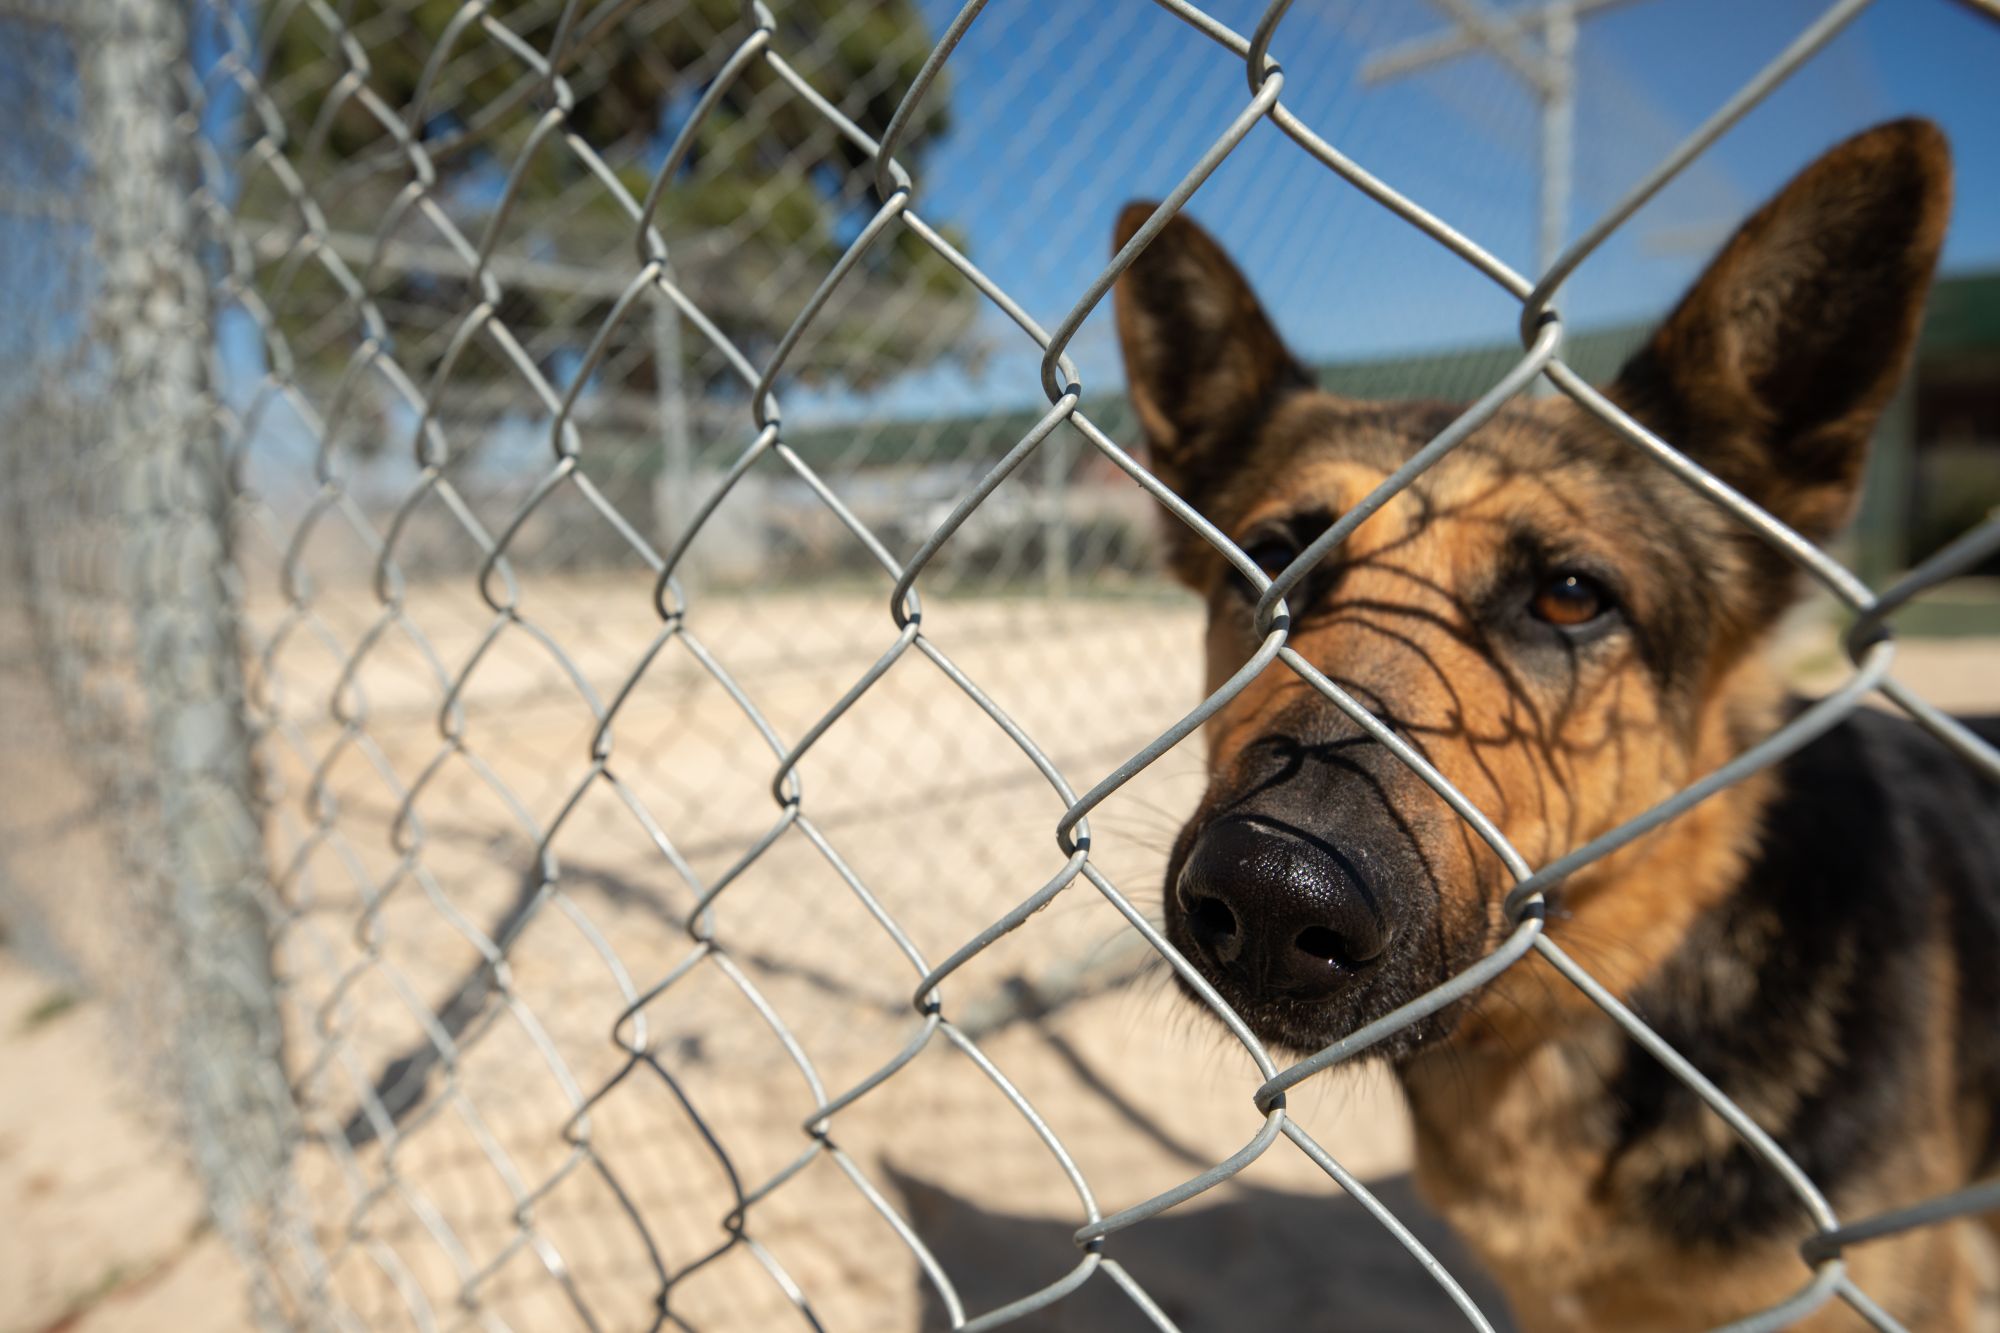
top-left (0, 957), bottom-right (254, 1333)
top-left (3, 573), bottom-right (1997, 1332)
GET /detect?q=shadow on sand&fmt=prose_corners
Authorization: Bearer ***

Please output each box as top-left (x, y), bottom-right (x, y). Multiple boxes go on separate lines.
top-left (891, 1165), bottom-right (1516, 1332)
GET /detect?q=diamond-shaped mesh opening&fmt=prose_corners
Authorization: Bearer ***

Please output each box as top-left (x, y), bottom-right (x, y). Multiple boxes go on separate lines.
top-left (7, 1), bottom-right (2000, 1331)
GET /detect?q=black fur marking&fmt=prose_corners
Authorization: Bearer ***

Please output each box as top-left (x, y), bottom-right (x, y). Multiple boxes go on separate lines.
top-left (1606, 707), bottom-right (2000, 1248)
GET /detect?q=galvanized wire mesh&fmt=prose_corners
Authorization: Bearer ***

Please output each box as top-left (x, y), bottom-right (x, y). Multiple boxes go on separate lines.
top-left (4, 0), bottom-right (2000, 1330)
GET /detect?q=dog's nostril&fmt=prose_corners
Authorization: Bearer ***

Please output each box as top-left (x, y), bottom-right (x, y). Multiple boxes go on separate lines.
top-left (1191, 896), bottom-right (1238, 941)
top-left (1294, 925), bottom-right (1348, 966)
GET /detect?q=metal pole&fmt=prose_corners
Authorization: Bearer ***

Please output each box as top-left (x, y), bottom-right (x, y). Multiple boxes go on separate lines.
top-left (81, 0), bottom-right (289, 1263)
top-left (1362, 1), bottom-right (1656, 292)
top-left (1538, 0), bottom-right (1577, 283)
top-left (1533, 0), bottom-right (1576, 397)
top-left (651, 274), bottom-right (696, 580)
top-left (1360, 0), bottom-right (1642, 86)
top-left (1042, 425), bottom-right (1072, 601)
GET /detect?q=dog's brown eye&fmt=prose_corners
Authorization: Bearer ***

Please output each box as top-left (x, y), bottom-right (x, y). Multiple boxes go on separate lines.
top-left (1531, 572), bottom-right (1609, 627)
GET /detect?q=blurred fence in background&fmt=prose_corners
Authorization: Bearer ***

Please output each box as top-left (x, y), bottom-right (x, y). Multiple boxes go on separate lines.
top-left (2, 0), bottom-right (1999, 1330)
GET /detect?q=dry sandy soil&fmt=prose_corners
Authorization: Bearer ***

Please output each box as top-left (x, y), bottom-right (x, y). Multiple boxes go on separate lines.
top-left (3, 575), bottom-right (1996, 1333)
top-left (0, 957), bottom-right (254, 1333)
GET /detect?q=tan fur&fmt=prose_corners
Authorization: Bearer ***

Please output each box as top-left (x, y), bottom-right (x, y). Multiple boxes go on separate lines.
top-left (1115, 120), bottom-right (1982, 1330)
top-left (1403, 873), bottom-right (1990, 1333)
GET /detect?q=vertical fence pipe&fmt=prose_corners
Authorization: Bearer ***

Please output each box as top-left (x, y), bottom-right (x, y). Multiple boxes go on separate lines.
top-left (81, 0), bottom-right (288, 1256)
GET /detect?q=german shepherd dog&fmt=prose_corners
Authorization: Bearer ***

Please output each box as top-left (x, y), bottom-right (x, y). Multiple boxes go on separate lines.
top-left (1114, 119), bottom-right (2000, 1330)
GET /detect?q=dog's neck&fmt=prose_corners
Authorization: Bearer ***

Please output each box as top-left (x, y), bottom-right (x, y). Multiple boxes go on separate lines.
top-left (1389, 661), bottom-right (1787, 1323)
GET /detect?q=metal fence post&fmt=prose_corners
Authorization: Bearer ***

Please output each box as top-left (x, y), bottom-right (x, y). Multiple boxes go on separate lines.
top-left (1537, 0), bottom-right (1576, 283)
top-left (1042, 424), bottom-right (1073, 600)
top-left (79, 0), bottom-right (289, 1267)
top-left (653, 267), bottom-right (699, 576)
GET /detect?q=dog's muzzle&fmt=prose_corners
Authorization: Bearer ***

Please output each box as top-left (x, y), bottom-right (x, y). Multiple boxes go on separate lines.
top-left (1176, 814), bottom-right (1393, 1002)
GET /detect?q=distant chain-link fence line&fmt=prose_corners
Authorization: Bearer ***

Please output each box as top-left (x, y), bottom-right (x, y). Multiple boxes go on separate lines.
top-left (3, 0), bottom-right (2000, 1330)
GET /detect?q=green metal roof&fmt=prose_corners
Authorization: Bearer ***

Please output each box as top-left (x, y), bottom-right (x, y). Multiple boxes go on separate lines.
top-left (1918, 268), bottom-right (2000, 356)
top-left (1313, 321), bottom-right (1652, 401)
top-left (775, 267), bottom-right (2000, 472)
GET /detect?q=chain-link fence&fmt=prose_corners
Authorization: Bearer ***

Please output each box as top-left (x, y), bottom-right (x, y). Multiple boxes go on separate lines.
top-left (4, 0), bottom-right (2000, 1329)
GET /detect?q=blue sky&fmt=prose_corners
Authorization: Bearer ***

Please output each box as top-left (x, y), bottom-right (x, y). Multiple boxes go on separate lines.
top-left (790, 0), bottom-right (2000, 423)
top-left (7, 0), bottom-right (1997, 446)
top-left (0, 22), bottom-right (91, 378)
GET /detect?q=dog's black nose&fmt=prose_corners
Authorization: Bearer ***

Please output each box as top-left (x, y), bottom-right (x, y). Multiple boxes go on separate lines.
top-left (1177, 816), bottom-right (1390, 999)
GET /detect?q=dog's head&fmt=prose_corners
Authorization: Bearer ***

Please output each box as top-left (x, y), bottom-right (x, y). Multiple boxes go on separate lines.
top-left (1116, 120), bottom-right (1951, 1058)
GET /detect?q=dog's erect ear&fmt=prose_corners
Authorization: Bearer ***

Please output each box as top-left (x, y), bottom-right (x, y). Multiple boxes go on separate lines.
top-left (1112, 203), bottom-right (1312, 496)
top-left (1609, 118), bottom-right (1951, 545)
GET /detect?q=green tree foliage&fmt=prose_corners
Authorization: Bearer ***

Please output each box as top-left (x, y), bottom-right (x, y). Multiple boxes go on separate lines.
top-left (250, 0), bottom-right (974, 443)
